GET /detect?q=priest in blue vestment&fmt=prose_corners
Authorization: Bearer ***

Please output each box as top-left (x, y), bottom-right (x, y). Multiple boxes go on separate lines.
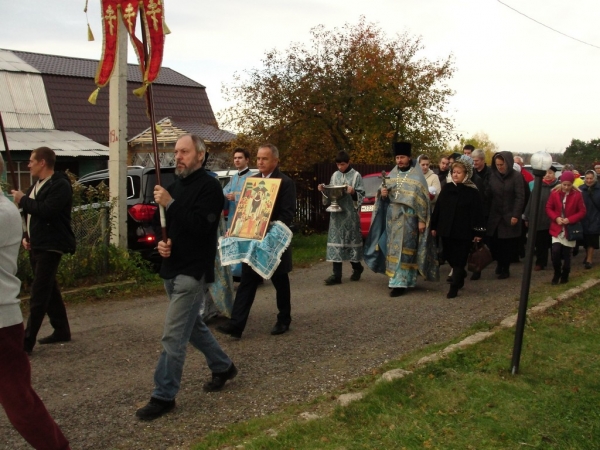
top-left (364, 141), bottom-right (439, 296)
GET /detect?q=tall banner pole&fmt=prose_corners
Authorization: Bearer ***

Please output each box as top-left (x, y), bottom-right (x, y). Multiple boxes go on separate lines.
top-left (140, 19), bottom-right (167, 242)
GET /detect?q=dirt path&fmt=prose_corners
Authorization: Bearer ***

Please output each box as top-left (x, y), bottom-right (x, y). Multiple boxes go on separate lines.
top-left (1, 258), bottom-right (594, 449)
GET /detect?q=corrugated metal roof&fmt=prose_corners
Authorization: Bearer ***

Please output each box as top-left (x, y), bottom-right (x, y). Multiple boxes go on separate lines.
top-left (2, 130), bottom-right (109, 156)
top-left (0, 71), bottom-right (54, 129)
top-left (176, 120), bottom-right (237, 143)
top-left (129, 117), bottom-right (236, 146)
top-left (0, 49), bottom-right (39, 73)
top-left (9, 49), bottom-right (204, 88)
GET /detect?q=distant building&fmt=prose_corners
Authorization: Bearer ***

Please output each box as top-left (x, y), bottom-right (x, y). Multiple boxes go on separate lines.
top-left (0, 49), bottom-right (109, 190)
top-left (129, 117), bottom-right (236, 168)
top-left (1, 48), bottom-right (235, 189)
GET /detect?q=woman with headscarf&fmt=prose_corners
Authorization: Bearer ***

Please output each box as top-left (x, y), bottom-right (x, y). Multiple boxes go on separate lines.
top-left (580, 170), bottom-right (600, 269)
top-left (431, 156), bottom-right (486, 298)
top-left (545, 171), bottom-right (586, 284)
top-left (485, 152), bottom-right (525, 279)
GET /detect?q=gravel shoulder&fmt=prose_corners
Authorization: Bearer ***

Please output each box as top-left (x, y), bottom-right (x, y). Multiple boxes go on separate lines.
top-left (1, 258), bottom-right (594, 449)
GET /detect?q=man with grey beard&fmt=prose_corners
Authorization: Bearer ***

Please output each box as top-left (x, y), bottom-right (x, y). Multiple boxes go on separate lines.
top-left (136, 134), bottom-right (237, 421)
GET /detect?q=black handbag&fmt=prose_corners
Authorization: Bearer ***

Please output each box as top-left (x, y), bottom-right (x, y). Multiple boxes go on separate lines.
top-left (467, 242), bottom-right (493, 273)
top-left (566, 222), bottom-right (583, 241)
top-left (562, 198), bottom-right (584, 241)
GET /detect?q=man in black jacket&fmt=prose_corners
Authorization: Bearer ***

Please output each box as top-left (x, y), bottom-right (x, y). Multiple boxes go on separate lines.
top-left (12, 147), bottom-right (75, 355)
top-left (217, 143), bottom-right (296, 339)
top-left (135, 134), bottom-right (237, 421)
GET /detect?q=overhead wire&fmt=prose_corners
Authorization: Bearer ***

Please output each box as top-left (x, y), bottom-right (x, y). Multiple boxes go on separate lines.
top-left (497, 0), bottom-right (600, 50)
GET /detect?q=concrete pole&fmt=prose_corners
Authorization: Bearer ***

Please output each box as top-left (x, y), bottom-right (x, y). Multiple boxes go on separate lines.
top-left (108, 19), bottom-right (128, 248)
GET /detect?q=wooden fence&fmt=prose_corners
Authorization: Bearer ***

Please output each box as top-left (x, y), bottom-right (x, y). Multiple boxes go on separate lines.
top-left (285, 163), bottom-right (390, 232)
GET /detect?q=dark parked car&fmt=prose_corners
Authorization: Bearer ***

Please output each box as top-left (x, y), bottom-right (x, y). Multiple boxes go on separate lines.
top-left (78, 166), bottom-right (177, 265)
top-left (78, 167), bottom-right (257, 265)
top-left (359, 172), bottom-right (387, 238)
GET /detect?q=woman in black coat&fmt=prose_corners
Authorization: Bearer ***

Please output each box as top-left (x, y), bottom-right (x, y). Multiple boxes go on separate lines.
top-left (431, 156), bottom-right (486, 298)
top-left (485, 152), bottom-right (525, 279)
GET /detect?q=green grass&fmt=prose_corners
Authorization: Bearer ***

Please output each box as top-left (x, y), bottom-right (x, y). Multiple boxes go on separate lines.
top-left (291, 232), bottom-right (328, 267)
top-left (193, 282), bottom-right (600, 450)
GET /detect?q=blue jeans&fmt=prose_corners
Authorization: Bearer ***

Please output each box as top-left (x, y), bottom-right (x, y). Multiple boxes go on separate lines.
top-left (152, 275), bottom-right (232, 401)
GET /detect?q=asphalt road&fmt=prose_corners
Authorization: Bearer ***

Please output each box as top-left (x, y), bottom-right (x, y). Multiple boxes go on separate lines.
top-left (1, 255), bottom-right (596, 449)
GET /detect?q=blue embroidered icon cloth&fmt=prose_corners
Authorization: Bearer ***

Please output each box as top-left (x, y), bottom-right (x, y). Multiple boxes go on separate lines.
top-left (219, 221), bottom-right (292, 279)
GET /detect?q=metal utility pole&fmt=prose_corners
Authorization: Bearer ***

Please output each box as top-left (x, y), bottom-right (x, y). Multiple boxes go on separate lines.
top-left (108, 19), bottom-right (128, 248)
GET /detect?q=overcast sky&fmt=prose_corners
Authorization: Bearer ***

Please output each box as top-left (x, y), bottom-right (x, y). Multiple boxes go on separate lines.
top-left (2, 0), bottom-right (599, 154)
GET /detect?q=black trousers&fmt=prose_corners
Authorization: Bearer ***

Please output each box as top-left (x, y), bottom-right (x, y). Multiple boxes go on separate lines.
top-left (490, 230), bottom-right (519, 273)
top-left (442, 237), bottom-right (471, 287)
top-left (24, 250), bottom-right (71, 352)
top-left (332, 261), bottom-right (362, 278)
top-left (534, 230), bottom-right (552, 268)
top-left (230, 263), bottom-right (291, 332)
top-left (551, 243), bottom-right (572, 273)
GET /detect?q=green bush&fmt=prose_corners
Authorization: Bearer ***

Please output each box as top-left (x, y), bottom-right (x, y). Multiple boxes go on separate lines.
top-left (18, 244), bottom-right (154, 294)
top-left (17, 172), bottom-right (155, 294)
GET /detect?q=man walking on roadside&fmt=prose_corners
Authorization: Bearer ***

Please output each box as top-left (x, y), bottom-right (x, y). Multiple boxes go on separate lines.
top-left (136, 134), bottom-right (237, 421)
top-left (318, 150), bottom-right (365, 285)
top-left (217, 143), bottom-right (296, 339)
top-left (223, 147), bottom-right (253, 230)
top-left (364, 142), bottom-right (438, 297)
top-left (437, 155), bottom-right (450, 188)
top-left (11, 147), bottom-right (75, 355)
top-left (1, 153), bottom-right (71, 450)
top-left (223, 147), bottom-right (253, 280)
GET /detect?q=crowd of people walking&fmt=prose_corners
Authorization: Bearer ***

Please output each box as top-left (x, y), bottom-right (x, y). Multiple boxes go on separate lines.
top-left (323, 143), bottom-right (599, 300)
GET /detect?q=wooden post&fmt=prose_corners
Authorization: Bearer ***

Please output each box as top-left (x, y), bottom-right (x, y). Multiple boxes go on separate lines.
top-left (108, 19), bottom-right (128, 249)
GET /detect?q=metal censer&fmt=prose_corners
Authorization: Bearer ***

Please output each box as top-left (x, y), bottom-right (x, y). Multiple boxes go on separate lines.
top-left (321, 184), bottom-right (347, 212)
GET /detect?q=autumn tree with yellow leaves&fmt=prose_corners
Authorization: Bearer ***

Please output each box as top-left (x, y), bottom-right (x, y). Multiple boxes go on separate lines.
top-left (219, 18), bottom-right (456, 170)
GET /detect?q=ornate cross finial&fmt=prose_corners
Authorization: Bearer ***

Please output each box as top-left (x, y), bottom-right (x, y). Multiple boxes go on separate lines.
top-left (146, 0), bottom-right (162, 31)
top-left (123, 3), bottom-right (137, 34)
top-left (104, 5), bottom-right (117, 36)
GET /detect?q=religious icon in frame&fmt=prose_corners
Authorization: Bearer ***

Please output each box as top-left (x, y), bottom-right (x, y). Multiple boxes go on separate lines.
top-left (228, 178), bottom-right (282, 240)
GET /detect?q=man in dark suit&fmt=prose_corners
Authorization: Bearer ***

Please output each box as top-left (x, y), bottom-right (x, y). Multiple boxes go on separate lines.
top-left (11, 147), bottom-right (75, 355)
top-left (217, 143), bottom-right (296, 338)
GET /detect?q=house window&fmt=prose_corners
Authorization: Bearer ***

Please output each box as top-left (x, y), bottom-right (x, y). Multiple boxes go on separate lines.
top-left (15, 161), bottom-right (33, 191)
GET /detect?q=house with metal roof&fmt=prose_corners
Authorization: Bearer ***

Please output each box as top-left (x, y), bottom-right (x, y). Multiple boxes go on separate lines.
top-left (1, 48), bottom-right (236, 188)
top-left (128, 117), bottom-right (236, 167)
top-left (0, 49), bottom-right (109, 190)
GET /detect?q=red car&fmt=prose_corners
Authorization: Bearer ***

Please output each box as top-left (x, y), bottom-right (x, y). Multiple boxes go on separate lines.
top-left (360, 172), bottom-right (388, 238)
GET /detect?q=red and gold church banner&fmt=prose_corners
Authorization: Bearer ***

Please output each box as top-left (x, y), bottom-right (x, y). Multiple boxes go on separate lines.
top-left (89, 0), bottom-right (167, 104)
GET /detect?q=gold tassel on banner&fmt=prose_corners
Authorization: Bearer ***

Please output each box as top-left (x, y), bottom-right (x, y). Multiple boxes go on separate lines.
top-left (84, 0), bottom-right (94, 41)
top-left (133, 82), bottom-right (149, 98)
top-left (88, 87), bottom-right (100, 105)
top-left (160, 0), bottom-right (171, 34)
top-left (155, 124), bottom-right (163, 134)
